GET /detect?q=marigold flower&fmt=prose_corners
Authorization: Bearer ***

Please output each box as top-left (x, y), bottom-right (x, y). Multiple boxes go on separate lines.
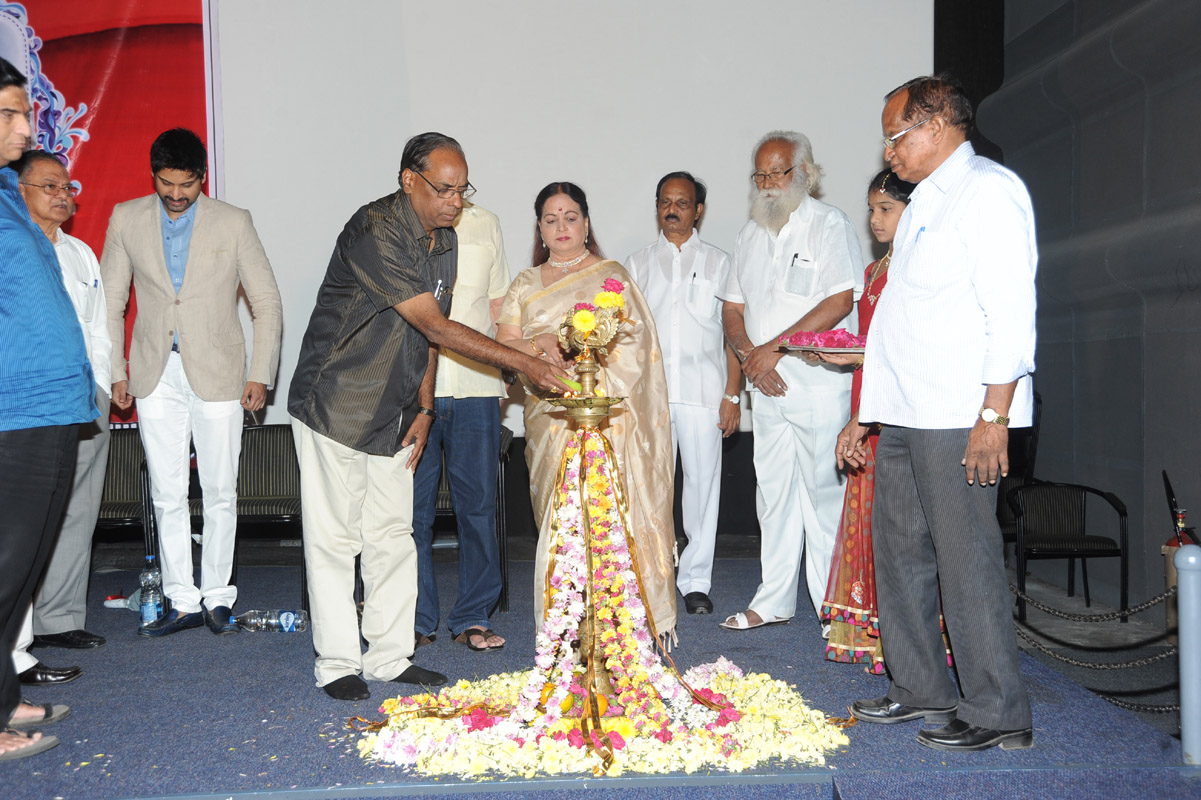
top-left (572, 309), bottom-right (597, 334)
top-left (594, 291), bottom-right (625, 309)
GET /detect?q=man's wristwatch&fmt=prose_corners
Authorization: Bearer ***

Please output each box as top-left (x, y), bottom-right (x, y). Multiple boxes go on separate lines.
top-left (418, 406), bottom-right (437, 419)
top-left (723, 393), bottom-right (740, 405)
top-left (979, 407), bottom-right (1009, 426)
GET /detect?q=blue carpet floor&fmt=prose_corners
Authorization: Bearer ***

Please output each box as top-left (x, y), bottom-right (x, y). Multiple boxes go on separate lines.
top-left (3, 560), bottom-right (1196, 800)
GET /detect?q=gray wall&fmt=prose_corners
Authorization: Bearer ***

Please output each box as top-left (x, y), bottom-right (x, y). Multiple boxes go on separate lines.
top-left (978, 0), bottom-right (1201, 615)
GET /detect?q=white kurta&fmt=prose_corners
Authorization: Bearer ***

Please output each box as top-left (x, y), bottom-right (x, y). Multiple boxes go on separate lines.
top-left (720, 197), bottom-right (863, 620)
top-left (626, 230), bottom-right (732, 595)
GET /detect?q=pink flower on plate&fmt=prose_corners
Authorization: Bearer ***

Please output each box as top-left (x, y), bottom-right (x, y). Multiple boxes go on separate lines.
top-left (574, 302), bottom-right (596, 312)
top-left (602, 278), bottom-right (625, 293)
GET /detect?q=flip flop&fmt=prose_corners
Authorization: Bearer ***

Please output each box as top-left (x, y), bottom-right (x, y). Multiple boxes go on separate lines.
top-left (414, 633), bottom-right (436, 649)
top-left (453, 626), bottom-right (504, 652)
top-left (7, 702), bottom-right (70, 731)
top-left (0, 728), bottom-right (59, 761)
top-left (719, 611), bottom-right (790, 631)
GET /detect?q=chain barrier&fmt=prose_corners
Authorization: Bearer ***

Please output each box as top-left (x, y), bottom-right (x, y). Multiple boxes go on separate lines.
top-left (1013, 626), bottom-right (1176, 669)
top-left (1009, 584), bottom-right (1182, 713)
top-left (1101, 696), bottom-right (1180, 714)
top-left (1009, 583), bottom-right (1174, 622)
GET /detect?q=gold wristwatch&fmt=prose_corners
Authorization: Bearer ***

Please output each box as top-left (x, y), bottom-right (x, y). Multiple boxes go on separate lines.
top-left (980, 407), bottom-right (1010, 426)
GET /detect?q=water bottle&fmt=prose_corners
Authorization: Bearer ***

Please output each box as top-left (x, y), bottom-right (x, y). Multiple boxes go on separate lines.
top-left (235, 609), bottom-right (309, 632)
top-left (138, 556), bottom-right (164, 625)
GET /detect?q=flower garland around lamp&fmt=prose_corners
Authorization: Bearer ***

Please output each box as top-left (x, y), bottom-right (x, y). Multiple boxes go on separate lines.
top-left (356, 277), bottom-right (852, 778)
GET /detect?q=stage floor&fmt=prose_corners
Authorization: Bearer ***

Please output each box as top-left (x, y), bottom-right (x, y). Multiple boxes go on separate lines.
top-left (5, 561), bottom-right (1197, 800)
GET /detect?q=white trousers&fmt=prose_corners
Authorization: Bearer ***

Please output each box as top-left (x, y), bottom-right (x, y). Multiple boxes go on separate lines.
top-left (11, 606), bottom-right (35, 673)
top-left (670, 403), bottom-right (723, 596)
top-left (138, 353), bottom-right (242, 613)
top-left (748, 389), bottom-right (848, 620)
top-left (291, 418), bottom-right (417, 687)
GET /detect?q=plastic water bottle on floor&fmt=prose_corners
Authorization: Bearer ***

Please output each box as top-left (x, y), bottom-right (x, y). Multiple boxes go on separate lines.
top-left (235, 609), bottom-right (309, 632)
top-left (138, 556), bottom-right (164, 625)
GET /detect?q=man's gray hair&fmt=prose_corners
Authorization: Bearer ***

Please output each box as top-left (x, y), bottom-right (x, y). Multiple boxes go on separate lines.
top-left (753, 130), bottom-right (823, 195)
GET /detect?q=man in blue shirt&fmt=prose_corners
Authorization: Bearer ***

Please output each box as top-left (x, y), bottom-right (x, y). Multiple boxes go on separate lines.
top-left (0, 57), bottom-right (97, 761)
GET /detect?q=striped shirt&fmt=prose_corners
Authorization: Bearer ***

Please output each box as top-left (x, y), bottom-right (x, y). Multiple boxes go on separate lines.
top-left (858, 142), bottom-right (1037, 429)
top-left (288, 190), bottom-right (455, 455)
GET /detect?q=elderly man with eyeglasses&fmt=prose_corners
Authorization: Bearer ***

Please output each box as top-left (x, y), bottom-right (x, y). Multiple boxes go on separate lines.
top-left (718, 131), bottom-right (863, 634)
top-left (845, 74), bottom-right (1036, 753)
top-left (9, 151), bottom-right (111, 689)
top-left (288, 132), bottom-right (568, 701)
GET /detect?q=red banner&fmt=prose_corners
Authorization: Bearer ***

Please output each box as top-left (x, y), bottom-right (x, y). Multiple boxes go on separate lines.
top-left (18, 0), bottom-right (208, 421)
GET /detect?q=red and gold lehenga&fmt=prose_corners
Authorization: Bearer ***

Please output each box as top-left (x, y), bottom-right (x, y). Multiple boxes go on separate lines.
top-left (821, 259), bottom-right (953, 673)
top-left (821, 259), bottom-right (888, 673)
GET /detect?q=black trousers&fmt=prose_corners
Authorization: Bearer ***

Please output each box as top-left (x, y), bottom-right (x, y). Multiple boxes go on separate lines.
top-left (0, 424), bottom-right (78, 722)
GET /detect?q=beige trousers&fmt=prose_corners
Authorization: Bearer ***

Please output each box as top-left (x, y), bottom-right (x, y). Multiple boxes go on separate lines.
top-left (291, 417), bottom-right (416, 687)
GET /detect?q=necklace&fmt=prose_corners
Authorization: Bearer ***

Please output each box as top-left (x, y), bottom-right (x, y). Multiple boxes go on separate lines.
top-left (549, 253), bottom-right (589, 273)
top-left (867, 248), bottom-right (891, 306)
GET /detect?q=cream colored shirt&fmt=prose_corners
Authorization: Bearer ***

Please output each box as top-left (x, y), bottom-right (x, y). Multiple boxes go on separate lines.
top-left (434, 204), bottom-right (510, 398)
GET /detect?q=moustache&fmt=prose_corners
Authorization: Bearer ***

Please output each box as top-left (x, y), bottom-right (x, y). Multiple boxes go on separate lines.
top-left (664, 214), bottom-right (680, 222)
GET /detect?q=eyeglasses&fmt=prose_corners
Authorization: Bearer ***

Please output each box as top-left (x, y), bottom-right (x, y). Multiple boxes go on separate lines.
top-left (414, 171), bottom-right (475, 200)
top-left (750, 166), bottom-right (795, 186)
top-left (20, 181), bottom-right (77, 197)
top-left (883, 117), bottom-right (932, 150)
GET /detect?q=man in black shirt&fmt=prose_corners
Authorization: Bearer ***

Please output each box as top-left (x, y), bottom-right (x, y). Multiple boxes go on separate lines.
top-left (289, 132), bottom-right (566, 700)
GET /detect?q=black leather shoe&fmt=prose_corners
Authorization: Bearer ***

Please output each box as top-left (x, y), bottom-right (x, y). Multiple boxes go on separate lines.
top-left (917, 718), bottom-right (1034, 751)
top-left (683, 591), bottom-right (714, 615)
top-left (203, 605), bottom-right (239, 635)
top-left (392, 665), bottom-right (448, 687)
top-left (323, 674), bottom-right (370, 701)
top-left (138, 610), bottom-right (204, 638)
top-left (851, 696), bottom-right (957, 725)
top-left (32, 629), bottom-right (106, 649)
top-left (18, 662), bottom-right (82, 686)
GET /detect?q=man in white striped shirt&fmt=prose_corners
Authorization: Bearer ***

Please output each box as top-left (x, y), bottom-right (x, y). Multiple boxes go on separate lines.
top-left (845, 75), bottom-right (1035, 753)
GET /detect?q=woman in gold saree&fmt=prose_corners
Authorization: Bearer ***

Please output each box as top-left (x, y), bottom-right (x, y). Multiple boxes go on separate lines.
top-left (496, 182), bottom-right (677, 642)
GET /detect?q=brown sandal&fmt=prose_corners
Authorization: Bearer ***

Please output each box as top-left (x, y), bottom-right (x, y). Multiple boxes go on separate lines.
top-left (453, 626), bottom-right (504, 652)
top-left (414, 633), bottom-right (436, 649)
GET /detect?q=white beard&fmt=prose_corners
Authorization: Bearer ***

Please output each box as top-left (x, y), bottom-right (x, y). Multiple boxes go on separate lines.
top-left (749, 182), bottom-right (807, 235)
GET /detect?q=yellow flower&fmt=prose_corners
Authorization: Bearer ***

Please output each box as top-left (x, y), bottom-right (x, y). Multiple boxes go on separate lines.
top-left (594, 291), bottom-right (624, 309)
top-left (572, 309), bottom-right (597, 334)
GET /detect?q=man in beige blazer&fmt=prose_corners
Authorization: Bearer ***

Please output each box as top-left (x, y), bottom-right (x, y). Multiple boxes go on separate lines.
top-left (101, 128), bottom-right (282, 638)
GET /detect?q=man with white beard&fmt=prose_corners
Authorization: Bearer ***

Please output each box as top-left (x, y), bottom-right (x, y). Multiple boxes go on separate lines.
top-left (718, 131), bottom-right (862, 632)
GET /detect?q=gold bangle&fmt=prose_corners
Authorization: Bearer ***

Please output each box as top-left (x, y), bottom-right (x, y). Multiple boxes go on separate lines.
top-left (530, 337), bottom-right (545, 357)
top-left (853, 357), bottom-right (864, 369)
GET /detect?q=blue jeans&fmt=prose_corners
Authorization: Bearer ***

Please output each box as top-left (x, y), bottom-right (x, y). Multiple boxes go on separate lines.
top-left (412, 396), bottom-right (502, 638)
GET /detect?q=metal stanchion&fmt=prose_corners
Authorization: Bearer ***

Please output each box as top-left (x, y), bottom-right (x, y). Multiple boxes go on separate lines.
top-left (1175, 544), bottom-right (1201, 764)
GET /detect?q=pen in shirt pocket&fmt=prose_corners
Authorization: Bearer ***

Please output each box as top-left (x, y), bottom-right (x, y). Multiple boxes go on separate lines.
top-left (789, 253), bottom-right (811, 267)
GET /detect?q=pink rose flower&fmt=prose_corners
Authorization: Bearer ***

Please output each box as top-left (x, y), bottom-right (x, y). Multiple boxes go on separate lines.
top-left (574, 301), bottom-right (596, 312)
top-left (602, 278), bottom-right (624, 293)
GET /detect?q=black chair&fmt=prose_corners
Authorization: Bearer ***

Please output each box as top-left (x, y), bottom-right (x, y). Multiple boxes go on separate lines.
top-left (144, 424), bottom-right (303, 594)
top-left (298, 425), bottom-right (515, 615)
top-left (1009, 481), bottom-right (1128, 622)
top-left (997, 392), bottom-right (1042, 549)
top-left (97, 427), bottom-right (155, 541)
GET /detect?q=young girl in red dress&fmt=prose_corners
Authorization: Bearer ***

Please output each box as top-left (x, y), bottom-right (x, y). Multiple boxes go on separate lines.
top-left (819, 169), bottom-right (916, 673)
